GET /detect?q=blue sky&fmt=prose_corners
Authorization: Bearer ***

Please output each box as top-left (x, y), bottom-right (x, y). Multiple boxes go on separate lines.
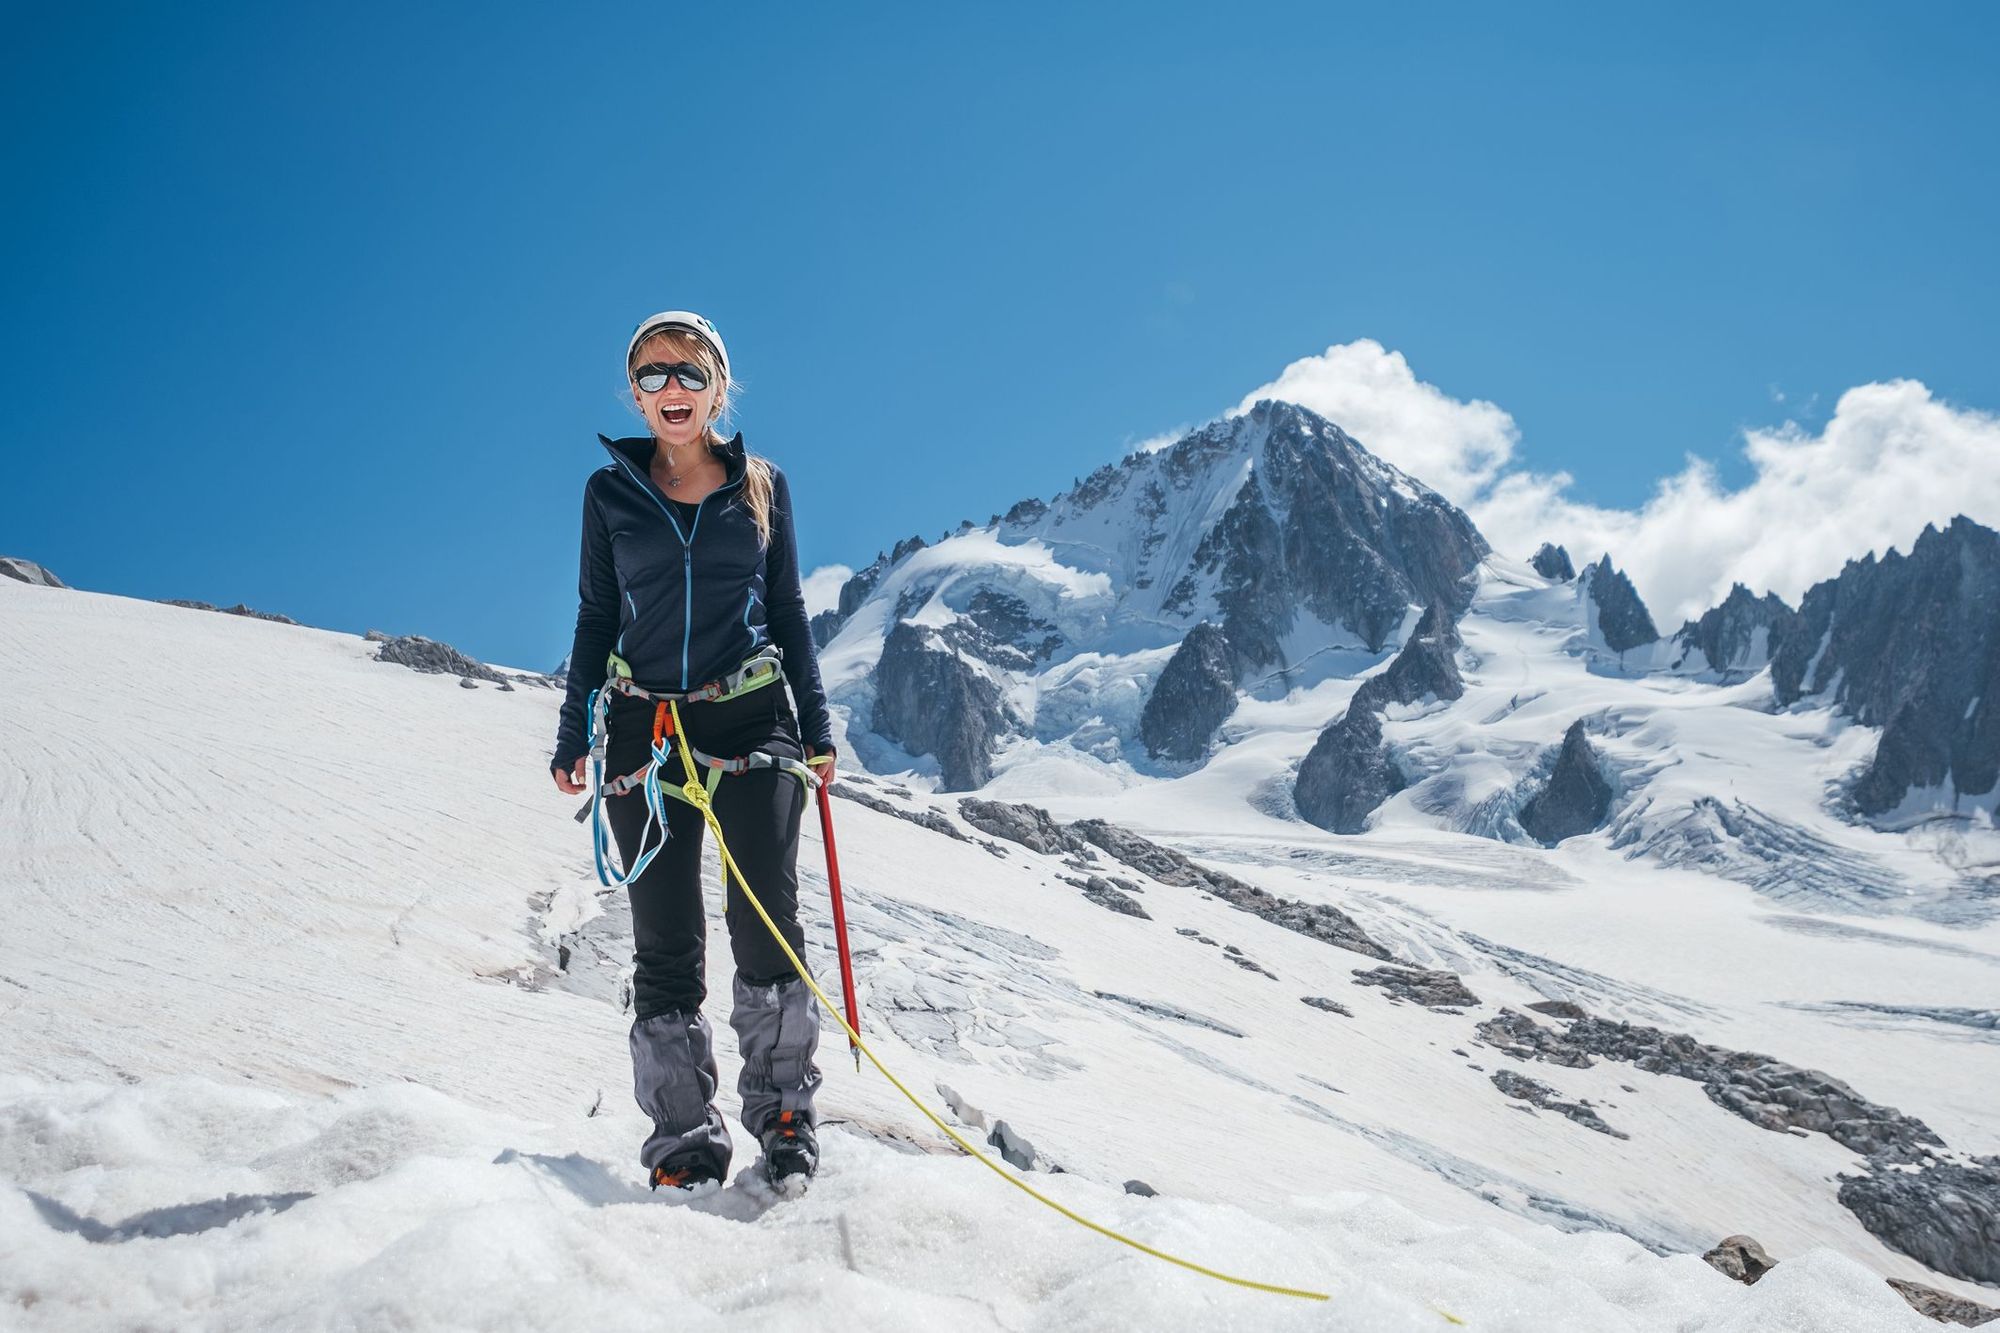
top-left (5, 2), bottom-right (1996, 668)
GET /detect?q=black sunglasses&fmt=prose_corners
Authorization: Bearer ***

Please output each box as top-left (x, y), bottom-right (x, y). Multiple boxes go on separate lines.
top-left (633, 361), bottom-right (711, 393)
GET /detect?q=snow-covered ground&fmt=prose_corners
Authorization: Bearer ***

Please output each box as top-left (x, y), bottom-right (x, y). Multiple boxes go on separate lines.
top-left (2, 577), bottom-right (1989, 1329)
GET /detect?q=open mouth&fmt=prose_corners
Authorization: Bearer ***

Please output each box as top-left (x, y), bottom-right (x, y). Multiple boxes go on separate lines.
top-left (660, 405), bottom-right (694, 426)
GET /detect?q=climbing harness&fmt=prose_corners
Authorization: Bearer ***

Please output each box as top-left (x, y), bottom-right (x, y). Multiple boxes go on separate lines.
top-left (574, 646), bottom-right (820, 890)
top-left (658, 698), bottom-right (1466, 1323)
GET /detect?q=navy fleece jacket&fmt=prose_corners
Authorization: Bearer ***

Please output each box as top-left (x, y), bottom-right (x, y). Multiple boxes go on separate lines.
top-left (552, 432), bottom-right (834, 770)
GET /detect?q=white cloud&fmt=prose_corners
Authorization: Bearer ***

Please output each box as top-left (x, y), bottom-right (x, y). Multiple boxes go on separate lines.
top-left (801, 564), bottom-right (852, 618)
top-left (1474, 379), bottom-right (2000, 623)
top-left (1231, 341), bottom-right (2000, 626)
top-left (1235, 339), bottom-right (1520, 501)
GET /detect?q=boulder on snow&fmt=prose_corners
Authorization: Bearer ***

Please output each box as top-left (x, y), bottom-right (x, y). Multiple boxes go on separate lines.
top-left (1139, 622), bottom-right (1238, 761)
top-left (1517, 720), bottom-right (1612, 845)
top-left (1884, 1277), bottom-right (2000, 1327)
top-left (1702, 1235), bottom-right (1777, 1285)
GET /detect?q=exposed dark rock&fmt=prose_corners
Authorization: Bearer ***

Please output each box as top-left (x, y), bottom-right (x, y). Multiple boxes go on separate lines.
top-left (1670, 584), bottom-right (1798, 678)
top-left (809, 608), bottom-right (844, 647)
top-left (1294, 605), bottom-right (1464, 833)
top-left (1301, 996), bottom-right (1353, 1017)
top-left (957, 799), bottom-right (1083, 856)
top-left (1701, 1236), bottom-right (2000, 1324)
top-left (373, 634), bottom-right (507, 684)
top-left (875, 622), bottom-right (1016, 791)
top-left (1123, 1179), bottom-right (1159, 1198)
top-left (837, 787), bottom-right (970, 842)
top-left (1530, 543), bottom-right (1576, 582)
top-left (1351, 965), bottom-right (1480, 1009)
top-left (164, 599), bottom-right (300, 625)
top-left (1518, 720), bottom-right (1613, 845)
top-left (1475, 1010), bottom-right (1596, 1069)
top-left (1091, 991), bottom-right (1245, 1038)
top-left (1293, 706), bottom-right (1401, 835)
top-left (1581, 555), bottom-right (1659, 652)
top-left (1526, 999), bottom-right (1589, 1021)
top-left (1059, 874), bottom-right (1151, 919)
top-left (1839, 1157), bottom-right (2000, 1286)
top-left (1140, 622), bottom-right (1239, 761)
top-left (0, 556), bottom-right (66, 588)
top-left (1885, 1277), bottom-right (2000, 1326)
top-left (1068, 817), bottom-right (1391, 960)
top-left (1770, 516), bottom-right (2000, 817)
top-left (1490, 1069), bottom-right (1628, 1138)
top-left (1701, 1234), bottom-right (1777, 1285)
top-left (1491, 1007), bottom-right (1944, 1162)
top-left (1220, 944), bottom-right (1277, 979)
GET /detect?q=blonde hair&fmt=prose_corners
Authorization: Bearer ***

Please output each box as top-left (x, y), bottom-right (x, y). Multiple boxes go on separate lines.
top-left (629, 327), bottom-right (775, 547)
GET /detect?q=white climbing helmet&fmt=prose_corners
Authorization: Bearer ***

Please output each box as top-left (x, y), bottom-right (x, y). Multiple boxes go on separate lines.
top-left (626, 310), bottom-right (730, 382)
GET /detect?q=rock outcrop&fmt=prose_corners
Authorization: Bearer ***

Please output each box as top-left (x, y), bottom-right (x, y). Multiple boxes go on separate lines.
top-left (1294, 605), bottom-right (1464, 833)
top-left (1581, 555), bottom-right (1659, 653)
top-left (957, 798), bottom-right (1391, 961)
top-left (1769, 515), bottom-right (2000, 817)
top-left (1475, 1002), bottom-right (2000, 1284)
top-left (1530, 543), bottom-right (1575, 582)
top-left (0, 557), bottom-right (65, 588)
top-left (1490, 1069), bottom-right (1627, 1138)
top-left (874, 622), bottom-right (1016, 791)
top-left (370, 632), bottom-right (508, 684)
top-left (165, 599), bottom-right (300, 625)
top-left (1351, 964), bottom-right (1479, 1009)
top-left (1518, 720), bottom-right (1612, 845)
top-left (1670, 584), bottom-right (1798, 678)
top-left (1139, 622), bottom-right (1237, 761)
top-left (1839, 1157), bottom-right (2000, 1286)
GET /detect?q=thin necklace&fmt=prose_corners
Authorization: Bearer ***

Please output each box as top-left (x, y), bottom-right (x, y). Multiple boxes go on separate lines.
top-left (659, 446), bottom-right (687, 491)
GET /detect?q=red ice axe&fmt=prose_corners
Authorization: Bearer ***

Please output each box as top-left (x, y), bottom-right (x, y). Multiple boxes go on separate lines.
top-left (814, 777), bottom-right (863, 1072)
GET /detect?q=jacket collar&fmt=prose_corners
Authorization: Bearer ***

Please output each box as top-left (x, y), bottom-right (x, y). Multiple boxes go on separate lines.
top-left (598, 432), bottom-right (748, 493)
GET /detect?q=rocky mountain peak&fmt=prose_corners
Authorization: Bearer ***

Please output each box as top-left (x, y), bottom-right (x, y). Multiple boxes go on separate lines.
top-left (1530, 543), bottom-right (1575, 581)
top-left (1580, 555), bottom-right (1660, 653)
top-left (1670, 584), bottom-right (1798, 678)
top-left (1770, 514), bottom-right (2000, 817)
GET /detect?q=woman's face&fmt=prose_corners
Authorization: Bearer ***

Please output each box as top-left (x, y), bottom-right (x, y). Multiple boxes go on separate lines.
top-left (630, 333), bottom-right (721, 451)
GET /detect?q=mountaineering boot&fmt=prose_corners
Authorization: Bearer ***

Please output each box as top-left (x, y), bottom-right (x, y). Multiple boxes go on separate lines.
top-left (650, 1157), bottom-right (723, 1197)
top-left (730, 973), bottom-right (824, 1144)
top-left (630, 1009), bottom-right (733, 1186)
top-left (761, 1110), bottom-right (819, 1194)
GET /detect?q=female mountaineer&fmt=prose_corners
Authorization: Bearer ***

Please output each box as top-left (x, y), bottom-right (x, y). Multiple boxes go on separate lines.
top-left (551, 310), bottom-right (834, 1196)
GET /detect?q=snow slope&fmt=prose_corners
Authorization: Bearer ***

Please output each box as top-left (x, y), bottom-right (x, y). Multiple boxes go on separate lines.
top-left (0, 577), bottom-right (1985, 1329)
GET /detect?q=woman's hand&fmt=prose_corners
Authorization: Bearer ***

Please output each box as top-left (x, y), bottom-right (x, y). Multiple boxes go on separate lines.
top-left (808, 746), bottom-right (837, 789)
top-left (553, 757), bottom-right (587, 795)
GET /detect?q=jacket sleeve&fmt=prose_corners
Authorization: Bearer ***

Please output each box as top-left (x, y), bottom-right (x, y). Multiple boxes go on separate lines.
top-left (553, 478), bottom-right (620, 770)
top-left (763, 466), bottom-right (835, 750)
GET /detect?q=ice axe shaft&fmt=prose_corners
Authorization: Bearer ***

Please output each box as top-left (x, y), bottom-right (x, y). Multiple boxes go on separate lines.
top-left (815, 780), bottom-right (863, 1071)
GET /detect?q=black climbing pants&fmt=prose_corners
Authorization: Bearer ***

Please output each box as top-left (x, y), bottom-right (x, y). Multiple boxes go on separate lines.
top-left (601, 684), bottom-right (810, 1018)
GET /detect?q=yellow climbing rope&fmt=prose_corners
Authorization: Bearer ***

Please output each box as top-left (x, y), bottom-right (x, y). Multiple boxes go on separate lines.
top-left (665, 701), bottom-right (1465, 1323)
